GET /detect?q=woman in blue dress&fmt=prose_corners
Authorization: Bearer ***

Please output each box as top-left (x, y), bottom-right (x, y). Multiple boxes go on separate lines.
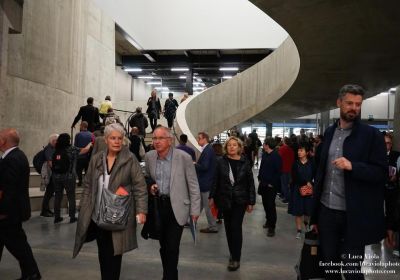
top-left (288, 142), bottom-right (315, 239)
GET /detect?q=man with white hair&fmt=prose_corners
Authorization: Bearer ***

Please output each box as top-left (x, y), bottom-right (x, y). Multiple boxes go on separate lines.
top-left (40, 133), bottom-right (59, 217)
top-left (0, 128), bottom-right (41, 279)
top-left (145, 126), bottom-right (200, 280)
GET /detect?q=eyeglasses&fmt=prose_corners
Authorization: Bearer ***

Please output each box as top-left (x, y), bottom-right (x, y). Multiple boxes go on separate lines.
top-left (152, 137), bottom-right (171, 141)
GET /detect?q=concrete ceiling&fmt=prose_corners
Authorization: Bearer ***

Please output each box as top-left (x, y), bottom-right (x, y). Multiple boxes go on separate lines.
top-left (250, 0), bottom-right (400, 122)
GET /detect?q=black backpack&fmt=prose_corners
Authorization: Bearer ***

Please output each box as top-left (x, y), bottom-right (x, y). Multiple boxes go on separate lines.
top-left (52, 150), bottom-right (70, 174)
top-left (33, 148), bottom-right (46, 174)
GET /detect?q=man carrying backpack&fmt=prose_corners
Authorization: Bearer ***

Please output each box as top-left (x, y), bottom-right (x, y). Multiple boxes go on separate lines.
top-left (52, 133), bottom-right (91, 224)
top-left (40, 134), bottom-right (58, 217)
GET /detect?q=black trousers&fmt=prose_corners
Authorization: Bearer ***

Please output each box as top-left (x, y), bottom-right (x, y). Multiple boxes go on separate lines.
top-left (149, 117), bottom-right (158, 131)
top-left (318, 204), bottom-right (365, 280)
top-left (91, 222), bottom-right (123, 280)
top-left (53, 174), bottom-right (76, 218)
top-left (76, 157), bottom-right (89, 184)
top-left (0, 221), bottom-right (40, 278)
top-left (158, 197), bottom-right (184, 280)
top-left (223, 204), bottom-right (246, 262)
top-left (41, 178), bottom-right (55, 212)
top-left (166, 117), bottom-right (174, 128)
top-left (261, 187), bottom-right (277, 229)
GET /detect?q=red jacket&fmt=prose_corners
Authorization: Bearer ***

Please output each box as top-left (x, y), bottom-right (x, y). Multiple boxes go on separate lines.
top-left (278, 144), bottom-right (295, 173)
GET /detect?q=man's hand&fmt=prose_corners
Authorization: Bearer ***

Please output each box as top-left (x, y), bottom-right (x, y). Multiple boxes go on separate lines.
top-left (208, 198), bottom-right (214, 209)
top-left (311, 224), bottom-right (319, 234)
top-left (150, 184), bottom-right (159, 195)
top-left (385, 230), bottom-right (396, 248)
top-left (332, 157), bottom-right (352, 170)
top-left (191, 215), bottom-right (199, 222)
top-left (246, 205), bottom-right (254, 213)
top-left (136, 213), bottom-right (146, 224)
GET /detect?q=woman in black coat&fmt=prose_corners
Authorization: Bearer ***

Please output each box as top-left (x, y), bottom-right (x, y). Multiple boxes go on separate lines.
top-left (209, 136), bottom-right (256, 271)
top-left (146, 89), bottom-right (162, 132)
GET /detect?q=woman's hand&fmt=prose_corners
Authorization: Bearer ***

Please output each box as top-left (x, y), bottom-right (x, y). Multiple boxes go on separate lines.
top-left (246, 205), bottom-right (254, 213)
top-left (208, 198), bottom-right (214, 209)
top-left (136, 213), bottom-right (146, 224)
top-left (150, 184), bottom-right (158, 195)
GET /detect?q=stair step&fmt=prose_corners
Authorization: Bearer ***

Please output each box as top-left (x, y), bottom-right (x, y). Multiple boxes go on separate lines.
top-left (29, 187), bottom-right (84, 211)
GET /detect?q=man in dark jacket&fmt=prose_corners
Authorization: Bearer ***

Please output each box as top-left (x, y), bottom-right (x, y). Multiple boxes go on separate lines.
top-left (163, 93), bottom-right (179, 129)
top-left (0, 128), bottom-right (41, 279)
top-left (129, 107), bottom-right (149, 137)
top-left (310, 84), bottom-right (387, 279)
top-left (71, 97), bottom-right (100, 132)
top-left (384, 133), bottom-right (400, 255)
top-left (258, 136), bottom-right (282, 237)
top-left (195, 132), bottom-right (218, 233)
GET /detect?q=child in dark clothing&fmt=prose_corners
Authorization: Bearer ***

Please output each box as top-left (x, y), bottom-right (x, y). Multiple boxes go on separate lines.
top-left (288, 142), bottom-right (315, 239)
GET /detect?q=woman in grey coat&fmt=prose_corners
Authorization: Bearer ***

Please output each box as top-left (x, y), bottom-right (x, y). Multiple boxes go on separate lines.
top-left (73, 123), bottom-right (148, 280)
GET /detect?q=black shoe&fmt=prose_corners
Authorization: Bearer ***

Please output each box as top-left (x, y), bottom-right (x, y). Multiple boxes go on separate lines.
top-left (69, 217), bottom-right (77, 223)
top-left (54, 217), bottom-right (64, 224)
top-left (17, 272), bottom-right (42, 279)
top-left (40, 211), bottom-right (54, 217)
top-left (227, 261), bottom-right (240, 271)
top-left (77, 182), bottom-right (82, 187)
top-left (267, 228), bottom-right (275, 237)
top-left (263, 222), bottom-right (268, 229)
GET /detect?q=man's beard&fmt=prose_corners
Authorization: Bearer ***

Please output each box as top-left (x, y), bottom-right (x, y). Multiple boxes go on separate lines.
top-left (340, 110), bottom-right (360, 122)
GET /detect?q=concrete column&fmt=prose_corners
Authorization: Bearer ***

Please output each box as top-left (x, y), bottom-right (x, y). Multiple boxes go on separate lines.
top-left (265, 122), bottom-right (272, 137)
top-left (185, 67), bottom-right (193, 95)
top-left (392, 86), bottom-right (400, 151)
top-left (319, 110), bottom-right (330, 135)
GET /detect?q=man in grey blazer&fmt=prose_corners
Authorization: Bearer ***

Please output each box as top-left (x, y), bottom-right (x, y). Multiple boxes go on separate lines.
top-left (145, 126), bottom-right (201, 280)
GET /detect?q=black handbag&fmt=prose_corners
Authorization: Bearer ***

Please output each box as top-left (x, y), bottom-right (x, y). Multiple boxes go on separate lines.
top-left (141, 194), bottom-right (161, 240)
top-left (97, 187), bottom-right (131, 231)
top-left (295, 231), bottom-right (325, 280)
top-left (95, 154), bottom-right (131, 231)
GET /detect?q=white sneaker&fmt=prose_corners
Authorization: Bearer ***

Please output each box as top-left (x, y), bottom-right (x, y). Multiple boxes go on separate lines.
top-left (393, 250), bottom-right (399, 257)
top-left (296, 231), bottom-right (302, 239)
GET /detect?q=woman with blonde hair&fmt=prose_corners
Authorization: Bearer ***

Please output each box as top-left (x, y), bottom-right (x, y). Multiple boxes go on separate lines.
top-left (209, 136), bottom-right (255, 271)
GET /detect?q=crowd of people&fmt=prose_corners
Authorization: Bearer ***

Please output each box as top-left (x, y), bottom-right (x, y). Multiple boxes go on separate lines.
top-left (0, 84), bottom-right (399, 280)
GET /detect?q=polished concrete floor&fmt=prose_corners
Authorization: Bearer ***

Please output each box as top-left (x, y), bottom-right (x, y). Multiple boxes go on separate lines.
top-left (1, 185), bottom-right (400, 279)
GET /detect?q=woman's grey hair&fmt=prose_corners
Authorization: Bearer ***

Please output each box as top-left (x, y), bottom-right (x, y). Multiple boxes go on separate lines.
top-left (48, 133), bottom-right (59, 142)
top-left (104, 123), bottom-right (125, 138)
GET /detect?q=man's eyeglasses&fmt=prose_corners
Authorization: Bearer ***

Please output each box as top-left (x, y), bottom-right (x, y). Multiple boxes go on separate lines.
top-left (152, 137), bottom-right (171, 141)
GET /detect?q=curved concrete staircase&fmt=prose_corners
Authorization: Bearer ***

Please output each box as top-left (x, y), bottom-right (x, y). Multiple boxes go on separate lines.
top-left (175, 36), bottom-right (300, 150)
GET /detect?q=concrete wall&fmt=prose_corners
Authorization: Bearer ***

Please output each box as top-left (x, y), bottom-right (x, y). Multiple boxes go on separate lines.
top-left (115, 66), bottom-right (132, 101)
top-left (0, 0), bottom-right (115, 160)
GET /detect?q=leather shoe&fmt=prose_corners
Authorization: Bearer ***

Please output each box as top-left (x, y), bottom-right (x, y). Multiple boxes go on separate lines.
top-left (40, 211), bottom-right (54, 217)
top-left (227, 261), bottom-right (240, 271)
top-left (267, 228), bottom-right (275, 237)
top-left (54, 217), bottom-right (64, 224)
top-left (17, 272), bottom-right (41, 279)
top-left (263, 222), bottom-right (268, 228)
top-left (69, 217), bottom-right (77, 223)
top-left (200, 228), bottom-right (218, 233)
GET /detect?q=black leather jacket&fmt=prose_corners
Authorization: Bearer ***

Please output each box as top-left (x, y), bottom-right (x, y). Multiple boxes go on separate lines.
top-left (210, 155), bottom-right (256, 210)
